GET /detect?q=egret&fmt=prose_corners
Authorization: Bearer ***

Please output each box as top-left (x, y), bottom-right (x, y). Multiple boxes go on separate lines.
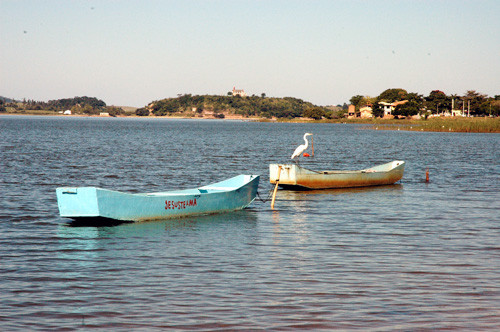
top-left (291, 133), bottom-right (313, 163)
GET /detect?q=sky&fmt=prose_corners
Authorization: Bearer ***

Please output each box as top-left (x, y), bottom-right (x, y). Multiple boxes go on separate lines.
top-left (1, 0), bottom-right (499, 107)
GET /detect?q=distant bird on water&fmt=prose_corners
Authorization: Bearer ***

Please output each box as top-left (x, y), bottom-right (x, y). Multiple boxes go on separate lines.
top-left (291, 133), bottom-right (313, 163)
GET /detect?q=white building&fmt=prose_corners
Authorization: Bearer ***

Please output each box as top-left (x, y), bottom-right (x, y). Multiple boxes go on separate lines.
top-left (379, 100), bottom-right (408, 117)
top-left (232, 87), bottom-right (246, 97)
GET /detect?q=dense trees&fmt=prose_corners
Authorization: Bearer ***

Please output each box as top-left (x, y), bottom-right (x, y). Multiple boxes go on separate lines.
top-left (371, 103), bottom-right (384, 118)
top-left (303, 107), bottom-right (326, 120)
top-left (105, 106), bottom-right (126, 117)
top-left (135, 107), bottom-right (149, 116)
top-left (393, 100), bottom-right (420, 117)
top-left (49, 96), bottom-right (106, 110)
top-left (425, 90), bottom-right (450, 113)
top-left (351, 89), bottom-right (498, 118)
top-left (1, 96), bottom-right (108, 114)
top-left (378, 88), bottom-right (408, 103)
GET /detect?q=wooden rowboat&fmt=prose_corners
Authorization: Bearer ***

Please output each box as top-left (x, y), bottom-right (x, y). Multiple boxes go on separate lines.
top-left (56, 174), bottom-right (260, 224)
top-left (270, 161), bottom-right (404, 190)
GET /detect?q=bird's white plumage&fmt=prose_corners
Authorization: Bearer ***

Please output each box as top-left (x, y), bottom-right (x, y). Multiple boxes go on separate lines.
top-left (291, 133), bottom-right (313, 160)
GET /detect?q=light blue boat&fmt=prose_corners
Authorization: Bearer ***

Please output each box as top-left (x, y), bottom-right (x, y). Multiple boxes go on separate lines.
top-left (56, 174), bottom-right (260, 224)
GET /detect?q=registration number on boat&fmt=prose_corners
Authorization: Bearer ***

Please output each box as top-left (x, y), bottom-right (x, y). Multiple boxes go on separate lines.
top-left (165, 199), bottom-right (197, 210)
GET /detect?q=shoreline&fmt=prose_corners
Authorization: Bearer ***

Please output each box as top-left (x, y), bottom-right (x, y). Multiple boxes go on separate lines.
top-left (2, 111), bottom-right (499, 133)
top-left (1, 111), bottom-right (264, 121)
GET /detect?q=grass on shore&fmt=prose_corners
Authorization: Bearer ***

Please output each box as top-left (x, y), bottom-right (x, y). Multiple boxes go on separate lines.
top-left (268, 117), bottom-right (500, 133)
top-left (369, 117), bottom-right (500, 133)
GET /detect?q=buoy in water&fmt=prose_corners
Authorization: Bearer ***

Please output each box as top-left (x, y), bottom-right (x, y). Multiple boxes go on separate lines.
top-left (426, 168), bottom-right (430, 182)
top-left (303, 152), bottom-right (310, 157)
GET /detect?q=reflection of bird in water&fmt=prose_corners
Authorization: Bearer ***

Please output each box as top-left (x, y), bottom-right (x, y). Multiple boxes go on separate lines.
top-left (291, 133), bottom-right (313, 163)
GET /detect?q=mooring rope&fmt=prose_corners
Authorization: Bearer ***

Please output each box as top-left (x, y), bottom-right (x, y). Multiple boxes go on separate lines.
top-left (256, 189), bottom-right (275, 203)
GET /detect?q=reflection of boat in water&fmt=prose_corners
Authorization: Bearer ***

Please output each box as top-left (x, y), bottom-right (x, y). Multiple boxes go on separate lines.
top-left (275, 184), bottom-right (404, 202)
top-left (270, 161), bottom-right (405, 190)
top-left (60, 208), bottom-right (259, 232)
top-left (56, 174), bottom-right (260, 226)
top-left (271, 184), bottom-right (404, 219)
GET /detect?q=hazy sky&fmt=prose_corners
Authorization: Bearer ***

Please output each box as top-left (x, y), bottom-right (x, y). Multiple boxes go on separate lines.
top-left (1, 0), bottom-right (499, 107)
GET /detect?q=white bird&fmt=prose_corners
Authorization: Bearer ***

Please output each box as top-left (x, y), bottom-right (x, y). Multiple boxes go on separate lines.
top-left (291, 133), bottom-right (313, 162)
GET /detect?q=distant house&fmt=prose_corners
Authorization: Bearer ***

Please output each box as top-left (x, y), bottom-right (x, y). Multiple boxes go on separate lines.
top-left (360, 106), bottom-right (373, 118)
top-left (379, 102), bottom-right (393, 116)
top-left (347, 104), bottom-right (356, 118)
top-left (232, 87), bottom-right (247, 97)
top-left (63, 110), bottom-right (71, 115)
top-left (99, 112), bottom-right (109, 116)
top-left (379, 100), bottom-right (408, 117)
top-left (347, 104), bottom-right (373, 118)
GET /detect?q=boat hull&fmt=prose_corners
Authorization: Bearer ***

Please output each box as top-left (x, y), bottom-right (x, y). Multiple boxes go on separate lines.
top-left (270, 161), bottom-right (404, 190)
top-left (57, 175), bottom-right (260, 222)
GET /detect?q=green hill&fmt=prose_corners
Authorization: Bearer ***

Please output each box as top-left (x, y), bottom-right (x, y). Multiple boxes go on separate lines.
top-left (145, 94), bottom-right (333, 119)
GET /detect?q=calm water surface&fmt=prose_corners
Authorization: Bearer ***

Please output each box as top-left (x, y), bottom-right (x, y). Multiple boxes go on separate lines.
top-left (1, 115), bottom-right (499, 330)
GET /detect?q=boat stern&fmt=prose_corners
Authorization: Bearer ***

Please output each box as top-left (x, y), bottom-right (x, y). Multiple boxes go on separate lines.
top-left (237, 174), bottom-right (261, 208)
top-left (269, 164), bottom-right (298, 186)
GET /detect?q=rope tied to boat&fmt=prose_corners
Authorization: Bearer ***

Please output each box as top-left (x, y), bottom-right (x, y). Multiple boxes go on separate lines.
top-left (255, 165), bottom-right (282, 207)
top-left (256, 189), bottom-right (275, 203)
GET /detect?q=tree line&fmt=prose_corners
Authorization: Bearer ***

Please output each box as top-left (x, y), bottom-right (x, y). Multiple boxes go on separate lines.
top-left (0, 96), bottom-right (126, 116)
top-left (350, 89), bottom-right (500, 118)
top-left (2, 89), bottom-right (499, 119)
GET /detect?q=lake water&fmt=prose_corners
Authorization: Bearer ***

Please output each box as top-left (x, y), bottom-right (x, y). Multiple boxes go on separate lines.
top-left (1, 115), bottom-right (499, 330)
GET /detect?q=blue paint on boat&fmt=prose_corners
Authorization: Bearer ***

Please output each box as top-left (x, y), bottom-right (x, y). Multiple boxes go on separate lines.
top-left (56, 174), bottom-right (260, 222)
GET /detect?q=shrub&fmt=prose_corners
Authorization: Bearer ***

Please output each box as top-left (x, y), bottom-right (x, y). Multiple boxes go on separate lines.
top-left (135, 108), bottom-right (149, 116)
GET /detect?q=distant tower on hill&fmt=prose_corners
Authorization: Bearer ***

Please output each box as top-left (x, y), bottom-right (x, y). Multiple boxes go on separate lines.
top-left (232, 87), bottom-right (247, 97)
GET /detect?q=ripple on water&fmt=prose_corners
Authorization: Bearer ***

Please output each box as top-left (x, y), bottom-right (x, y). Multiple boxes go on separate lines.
top-left (0, 117), bottom-right (499, 330)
